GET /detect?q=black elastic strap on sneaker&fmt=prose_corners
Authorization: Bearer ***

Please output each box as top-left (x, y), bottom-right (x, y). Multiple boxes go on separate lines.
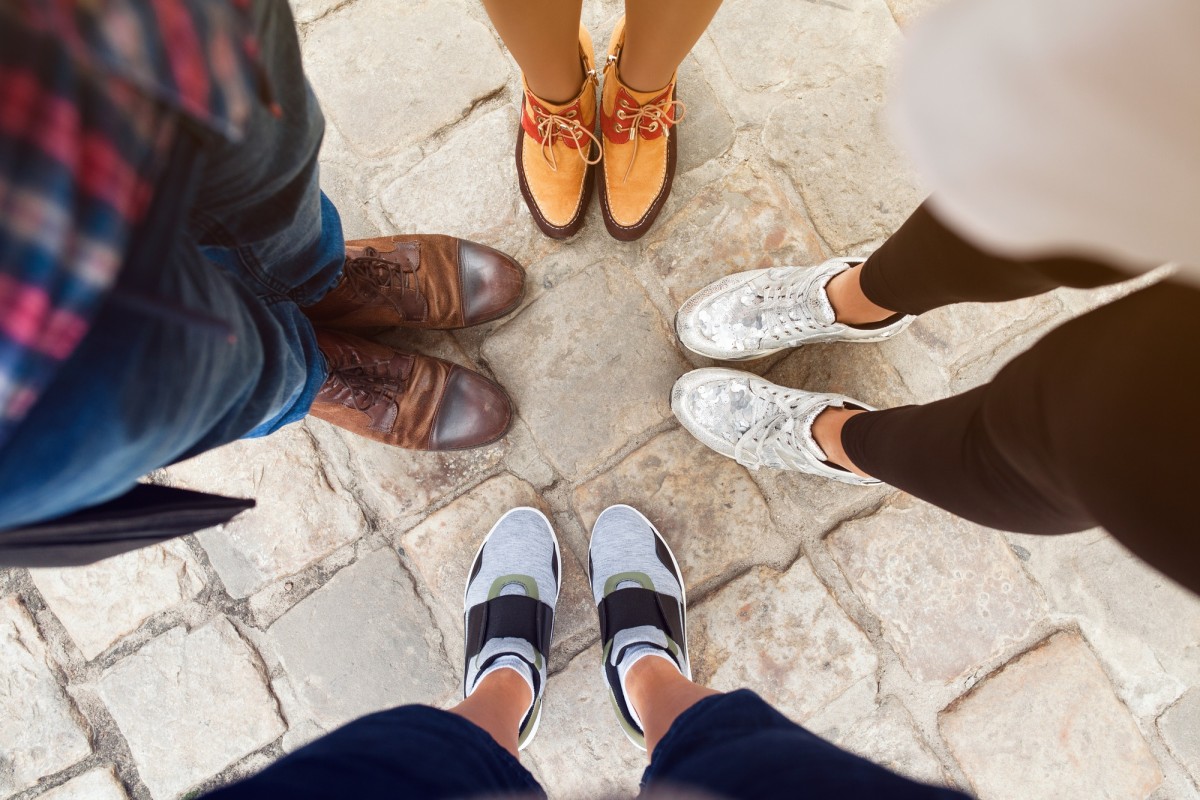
top-left (464, 594), bottom-right (554, 664)
top-left (597, 587), bottom-right (685, 652)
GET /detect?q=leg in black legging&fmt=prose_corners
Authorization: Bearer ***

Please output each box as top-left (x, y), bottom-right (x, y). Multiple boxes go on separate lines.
top-left (842, 278), bottom-right (1200, 594)
top-left (859, 203), bottom-right (1131, 314)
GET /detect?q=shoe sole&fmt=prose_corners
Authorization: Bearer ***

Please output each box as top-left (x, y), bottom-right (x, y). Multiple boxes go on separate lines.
top-left (590, 504), bottom-right (689, 751)
top-left (463, 506), bottom-right (562, 751)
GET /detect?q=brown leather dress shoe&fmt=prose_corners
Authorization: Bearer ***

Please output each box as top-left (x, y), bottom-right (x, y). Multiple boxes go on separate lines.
top-left (308, 330), bottom-right (513, 451)
top-left (304, 234), bottom-right (525, 330)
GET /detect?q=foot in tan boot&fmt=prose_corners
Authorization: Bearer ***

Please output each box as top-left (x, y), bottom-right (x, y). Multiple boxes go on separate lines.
top-left (598, 17), bottom-right (686, 242)
top-left (309, 330), bottom-right (513, 451)
top-left (517, 26), bottom-right (601, 240)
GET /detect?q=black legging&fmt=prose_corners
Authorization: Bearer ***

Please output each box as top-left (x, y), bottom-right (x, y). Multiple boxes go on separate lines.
top-left (841, 204), bottom-right (1200, 594)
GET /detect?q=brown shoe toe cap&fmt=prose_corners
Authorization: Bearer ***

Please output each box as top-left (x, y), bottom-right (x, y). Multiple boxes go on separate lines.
top-left (459, 240), bottom-right (525, 326)
top-left (430, 366), bottom-right (514, 450)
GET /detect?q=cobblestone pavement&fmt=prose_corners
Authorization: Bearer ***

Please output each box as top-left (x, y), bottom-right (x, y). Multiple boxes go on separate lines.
top-left (3, 1), bottom-right (1199, 799)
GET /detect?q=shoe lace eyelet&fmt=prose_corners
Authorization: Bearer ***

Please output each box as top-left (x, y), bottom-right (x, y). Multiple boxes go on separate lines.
top-left (567, 110), bottom-right (577, 118)
top-left (648, 122), bottom-right (659, 132)
top-left (614, 123), bottom-right (624, 133)
top-left (616, 110), bottom-right (627, 119)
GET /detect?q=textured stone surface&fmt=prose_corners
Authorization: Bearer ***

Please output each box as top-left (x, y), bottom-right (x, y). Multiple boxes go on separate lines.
top-left (763, 74), bottom-right (924, 251)
top-left (710, 0), bottom-right (900, 93)
top-left (399, 474), bottom-right (593, 669)
top-left (166, 424), bottom-right (368, 598)
top-left (1159, 688), bottom-right (1200, 785)
top-left (482, 267), bottom-right (690, 479)
top-left (96, 618), bottom-right (284, 799)
top-left (266, 548), bottom-right (454, 733)
top-left (0, 597), bottom-right (91, 796)
top-left (304, 415), bottom-right (506, 534)
top-left (642, 162), bottom-right (826, 306)
top-left (1010, 528), bottom-right (1200, 717)
top-left (35, 767), bottom-right (128, 800)
top-left (886, 0), bottom-right (946, 27)
top-left (676, 54), bottom-right (736, 174)
top-left (304, 0), bottom-right (507, 157)
top-left (379, 107), bottom-right (525, 249)
top-left (689, 559), bottom-right (877, 721)
top-left (289, 0), bottom-right (341, 25)
top-left (524, 643), bottom-right (645, 798)
top-left (573, 428), bottom-right (789, 592)
top-left (940, 633), bottom-right (1163, 800)
top-left (30, 541), bottom-right (203, 659)
top-left (828, 699), bottom-right (953, 788)
top-left (828, 496), bottom-right (1044, 683)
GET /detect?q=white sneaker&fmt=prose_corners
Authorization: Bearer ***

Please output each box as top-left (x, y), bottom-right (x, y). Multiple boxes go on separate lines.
top-left (674, 257), bottom-right (914, 361)
top-left (671, 368), bottom-right (880, 485)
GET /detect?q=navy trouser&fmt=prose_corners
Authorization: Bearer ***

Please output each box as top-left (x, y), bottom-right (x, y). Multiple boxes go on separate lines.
top-left (0, 1), bottom-right (341, 528)
top-left (205, 691), bottom-right (971, 800)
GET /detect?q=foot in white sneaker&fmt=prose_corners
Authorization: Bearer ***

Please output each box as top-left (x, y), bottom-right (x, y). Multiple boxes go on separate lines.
top-left (674, 257), bottom-right (914, 361)
top-left (671, 368), bottom-right (880, 485)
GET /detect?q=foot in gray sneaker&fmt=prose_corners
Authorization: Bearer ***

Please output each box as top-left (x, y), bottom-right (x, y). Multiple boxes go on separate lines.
top-left (588, 504), bottom-right (690, 751)
top-left (463, 507), bottom-right (561, 751)
top-left (675, 257), bottom-right (913, 361)
top-left (672, 368), bottom-right (881, 485)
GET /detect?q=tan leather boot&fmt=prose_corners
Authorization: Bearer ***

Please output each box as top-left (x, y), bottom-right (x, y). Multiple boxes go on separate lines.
top-left (598, 17), bottom-right (686, 242)
top-left (304, 234), bottom-right (524, 330)
top-left (309, 330), bottom-right (512, 451)
top-left (516, 25), bottom-right (600, 240)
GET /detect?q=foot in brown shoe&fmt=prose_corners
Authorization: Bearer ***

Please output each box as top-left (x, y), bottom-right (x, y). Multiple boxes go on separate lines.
top-left (308, 330), bottom-right (512, 451)
top-left (303, 234), bottom-right (525, 330)
top-left (517, 25), bottom-right (601, 240)
top-left (598, 17), bottom-right (686, 242)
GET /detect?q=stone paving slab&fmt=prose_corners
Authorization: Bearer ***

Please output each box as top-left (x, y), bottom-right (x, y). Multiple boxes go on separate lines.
top-left (940, 632), bottom-right (1163, 800)
top-left (265, 547), bottom-right (454, 735)
top-left (95, 618), bottom-right (284, 799)
top-left (572, 428), bottom-right (790, 594)
top-left (640, 162), bottom-right (826, 308)
top-left (828, 698), bottom-right (953, 788)
top-left (1006, 527), bottom-right (1200, 718)
top-left (302, 0), bottom-right (507, 158)
top-left (1159, 688), bottom-right (1200, 786)
top-left (33, 767), bottom-right (127, 800)
top-left (0, 597), bottom-right (92, 797)
top-left (688, 559), bottom-right (878, 721)
top-left (828, 495), bottom-right (1045, 683)
top-left (28, 542), bottom-right (203, 661)
top-left (166, 423), bottom-right (368, 599)
top-left (482, 266), bottom-right (690, 480)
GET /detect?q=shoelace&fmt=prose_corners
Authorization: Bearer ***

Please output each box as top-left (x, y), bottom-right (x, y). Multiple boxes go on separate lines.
top-left (341, 247), bottom-right (421, 303)
top-left (730, 380), bottom-right (819, 470)
top-left (325, 358), bottom-right (404, 412)
top-left (528, 73), bottom-right (602, 173)
top-left (737, 266), bottom-right (836, 344)
top-left (605, 56), bottom-right (687, 183)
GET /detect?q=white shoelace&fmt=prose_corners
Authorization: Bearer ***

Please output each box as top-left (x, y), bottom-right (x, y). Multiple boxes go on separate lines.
top-left (730, 380), bottom-right (824, 470)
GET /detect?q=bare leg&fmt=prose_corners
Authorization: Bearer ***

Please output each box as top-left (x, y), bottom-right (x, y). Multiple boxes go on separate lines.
top-left (621, 0), bottom-right (725, 92)
top-left (826, 264), bottom-right (897, 326)
top-left (625, 656), bottom-right (720, 758)
top-left (448, 668), bottom-right (532, 759)
top-left (811, 408), bottom-right (873, 478)
top-left (481, 0), bottom-right (585, 103)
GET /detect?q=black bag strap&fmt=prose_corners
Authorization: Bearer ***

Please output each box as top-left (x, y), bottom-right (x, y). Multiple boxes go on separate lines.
top-left (0, 484), bottom-right (253, 567)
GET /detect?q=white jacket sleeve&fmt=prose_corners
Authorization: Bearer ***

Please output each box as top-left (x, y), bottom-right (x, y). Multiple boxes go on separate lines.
top-left (890, 0), bottom-right (1200, 281)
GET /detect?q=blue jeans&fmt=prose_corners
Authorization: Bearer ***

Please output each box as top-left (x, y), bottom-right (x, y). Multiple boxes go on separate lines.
top-left (204, 691), bottom-right (972, 800)
top-left (0, 1), bottom-right (341, 528)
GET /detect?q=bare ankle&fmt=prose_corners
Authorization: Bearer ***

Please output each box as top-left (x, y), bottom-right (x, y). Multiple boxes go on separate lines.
top-left (827, 264), bottom-right (896, 326)
top-left (811, 407), bottom-right (873, 478)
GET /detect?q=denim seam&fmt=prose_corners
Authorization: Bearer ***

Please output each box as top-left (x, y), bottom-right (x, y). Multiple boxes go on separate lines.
top-left (190, 209), bottom-right (293, 299)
